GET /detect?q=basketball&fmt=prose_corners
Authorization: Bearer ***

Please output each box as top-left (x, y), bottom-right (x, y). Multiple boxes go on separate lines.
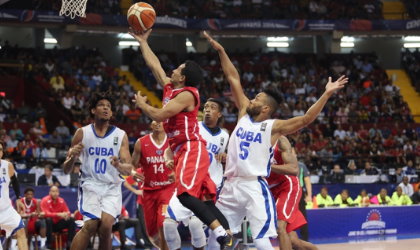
top-left (127, 2), bottom-right (156, 32)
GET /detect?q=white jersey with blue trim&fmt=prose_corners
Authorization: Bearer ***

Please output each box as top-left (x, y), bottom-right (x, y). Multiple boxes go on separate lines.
top-left (224, 114), bottom-right (275, 178)
top-left (199, 121), bottom-right (229, 188)
top-left (79, 124), bottom-right (126, 184)
top-left (0, 159), bottom-right (11, 210)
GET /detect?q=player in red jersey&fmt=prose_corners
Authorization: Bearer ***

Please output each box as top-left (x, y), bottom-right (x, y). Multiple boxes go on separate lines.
top-left (130, 29), bottom-right (233, 248)
top-left (267, 136), bottom-right (317, 250)
top-left (131, 121), bottom-right (175, 250)
top-left (16, 188), bottom-right (47, 249)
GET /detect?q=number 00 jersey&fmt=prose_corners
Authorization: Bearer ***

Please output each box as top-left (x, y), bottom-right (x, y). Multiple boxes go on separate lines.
top-left (138, 134), bottom-right (173, 190)
top-left (199, 122), bottom-right (229, 188)
top-left (0, 159), bottom-right (11, 210)
top-left (224, 114), bottom-right (275, 178)
top-left (80, 124), bottom-right (126, 184)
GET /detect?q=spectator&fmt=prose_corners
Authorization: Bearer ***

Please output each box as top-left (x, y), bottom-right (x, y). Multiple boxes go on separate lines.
top-left (411, 189), bottom-right (420, 204)
top-left (55, 120), bottom-right (70, 142)
top-left (403, 159), bottom-right (416, 175)
top-left (50, 71), bottom-right (65, 92)
top-left (62, 92), bottom-right (75, 110)
top-left (330, 164), bottom-right (345, 183)
top-left (372, 188), bottom-right (392, 205)
top-left (48, 130), bottom-right (63, 147)
top-left (344, 159), bottom-right (359, 175)
top-left (6, 133), bottom-right (19, 152)
top-left (391, 186), bottom-right (413, 206)
top-left (9, 122), bottom-right (24, 140)
top-left (333, 189), bottom-right (354, 207)
top-left (16, 187), bottom-right (47, 249)
top-left (37, 164), bottom-right (62, 186)
top-left (69, 161), bottom-right (81, 187)
top-left (398, 176), bottom-right (414, 196)
top-left (29, 121), bottom-right (46, 142)
top-left (361, 161), bottom-right (379, 175)
top-left (124, 104), bottom-right (142, 123)
top-left (41, 185), bottom-right (75, 247)
top-left (315, 187), bottom-right (334, 208)
top-left (354, 189), bottom-right (370, 207)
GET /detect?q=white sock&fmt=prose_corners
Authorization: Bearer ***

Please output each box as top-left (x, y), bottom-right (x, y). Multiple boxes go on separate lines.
top-left (212, 225), bottom-right (227, 238)
top-left (10, 239), bottom-right (17, 250)
top-left (40, 237), bottom-right (47, 247)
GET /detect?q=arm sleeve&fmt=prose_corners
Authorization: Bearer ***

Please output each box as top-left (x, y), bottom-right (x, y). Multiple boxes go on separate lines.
top-left (10, 174), bottom-right (21, 198)
top-left (301, 162), bottom-right (310, 177)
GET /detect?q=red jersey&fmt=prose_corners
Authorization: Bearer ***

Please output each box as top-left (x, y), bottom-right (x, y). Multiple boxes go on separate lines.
top-left (139, 134), bottom-right (173, 190)
top-left (266, 145), bottom-right (299, 188)
top-left (20, 197), bottom-right (37, 215)
top-left (162, 83), bottom-right (204, 151)
top-left (40, 195), bottom-right (70, 224)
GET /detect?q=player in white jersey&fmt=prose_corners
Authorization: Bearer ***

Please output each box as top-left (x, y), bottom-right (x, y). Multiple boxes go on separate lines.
top-left (63, 92), bottom-right (133, 250)
top-left (204, 31), bottom-right (348, 250)
top-left (163, 98), bottom-right (230, 250)
top-left (0, 142), bottom-right (28, 250)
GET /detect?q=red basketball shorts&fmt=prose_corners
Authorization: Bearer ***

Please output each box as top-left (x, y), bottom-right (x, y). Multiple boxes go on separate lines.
top-left (142, 183), bottom-right (175, 237)
top-left (174, 140), bottom-right (216, 200)
top-left (270, 176), bottom-right (307, 233)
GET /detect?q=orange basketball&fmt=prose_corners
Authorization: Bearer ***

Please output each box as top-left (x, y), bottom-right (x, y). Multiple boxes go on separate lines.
top-left (127, 2), bottom-right (156, 32)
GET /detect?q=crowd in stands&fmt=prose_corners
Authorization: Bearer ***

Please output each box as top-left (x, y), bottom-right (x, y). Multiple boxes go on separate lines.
top-left (1, 42), bottom-right (419, 182)
top-left (2, 0), bottom-right (384, 20)
top-left (401, 48), bottom-right (420, 93)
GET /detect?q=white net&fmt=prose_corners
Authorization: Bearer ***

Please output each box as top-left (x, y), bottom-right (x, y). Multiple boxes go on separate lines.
top-left (60, 0), bottom-right (88, 19)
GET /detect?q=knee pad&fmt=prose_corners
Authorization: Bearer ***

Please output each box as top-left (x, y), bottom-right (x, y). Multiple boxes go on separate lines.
top-left (254, 238), bottom-right (274, 250)
top-left (188, 216), bottom-right (206, 248)
top-left (163, 219), bottom-right (181, 250)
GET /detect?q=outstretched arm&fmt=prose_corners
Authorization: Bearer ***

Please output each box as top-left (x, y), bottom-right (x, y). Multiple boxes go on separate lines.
top-left (203, 31), bottom-right (249, 117)
top-left (134, 90), bottom-right (195, 122)
top-left (272, 76), bottom-right (348, 136)
top-left (271, 136), bottom-right (298, 176)
top-left (129, 29), bottom-right (171, 86)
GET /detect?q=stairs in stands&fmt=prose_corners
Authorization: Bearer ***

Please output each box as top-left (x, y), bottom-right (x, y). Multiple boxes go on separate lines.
top-left (382, 0), bottom-right (406, 19)
top-left (117, 70), bottom-right (162, 108)
top-left (386, 69), bottom-right (420, 122)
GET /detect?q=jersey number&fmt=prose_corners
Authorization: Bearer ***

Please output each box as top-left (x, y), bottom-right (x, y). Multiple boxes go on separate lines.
top-left (94, 159), bottom-right (107, 174)
top-left (239, 141), bottom-right (250, 160)
top-left (153, 164), bottom-right (164, 174)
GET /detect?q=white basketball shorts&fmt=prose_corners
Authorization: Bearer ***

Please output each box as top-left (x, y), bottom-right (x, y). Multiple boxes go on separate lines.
top-left (0, 205), bottom-right (25, 237)
top-left (78, 180), bottom-right (122, 221)
top-left (216, 176), bottom-right (277, 239)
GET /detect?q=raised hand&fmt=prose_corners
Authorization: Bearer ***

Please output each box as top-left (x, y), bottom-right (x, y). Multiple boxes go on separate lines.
top-left (325, 75), bottom-right (348, 95)
top-left (202, 31), bottom-right (224, 51)
top-left (133, 91), bottom-right (148, 108)
top-left (128, 28), bottom-right (152, 43)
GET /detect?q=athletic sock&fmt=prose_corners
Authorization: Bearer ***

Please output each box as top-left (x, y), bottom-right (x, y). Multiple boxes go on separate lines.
top-left (213, 225), bottom-right (227, 238)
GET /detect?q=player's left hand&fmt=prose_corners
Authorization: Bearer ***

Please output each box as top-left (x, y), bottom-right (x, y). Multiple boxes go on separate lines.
top-left (325, 75), bottom-right (348, 95)
top-left (110, 156), bottom-right (120, 168)
top-left (133, 91), bottom-right (148, 108)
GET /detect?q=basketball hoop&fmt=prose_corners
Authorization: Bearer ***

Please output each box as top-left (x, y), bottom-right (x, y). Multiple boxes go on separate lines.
top-left (60, 0), bottom-right (88, 19)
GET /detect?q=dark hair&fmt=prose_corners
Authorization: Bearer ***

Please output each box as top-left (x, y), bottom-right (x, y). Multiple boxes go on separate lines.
top-left (44, 164), bottom-right (53, 171)
top-left (181, 60), bottom-right (204, 87)
top-left (24, 187), bottom-right (35, 194)
top-left (262, 88), bottom-right (281, 116)
top-left (206, 98), bottom-right (224, 111)
top-left (89, 91), bottom-right (115, 116)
